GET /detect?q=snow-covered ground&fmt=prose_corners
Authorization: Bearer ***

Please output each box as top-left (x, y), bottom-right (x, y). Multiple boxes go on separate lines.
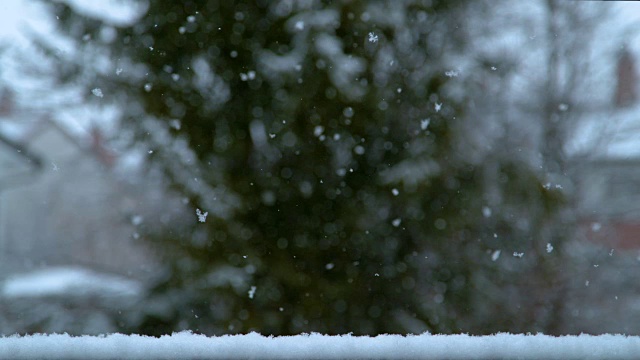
top-left (2, 332), bottom-right (640, 359)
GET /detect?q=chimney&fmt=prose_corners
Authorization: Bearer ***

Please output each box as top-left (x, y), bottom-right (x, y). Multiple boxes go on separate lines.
top-left (614, 47), bottom-right (638, 108)
top-left (0, 88), bottom-right (15, 116)
top-left (90, 127), bottom-right (116, 167)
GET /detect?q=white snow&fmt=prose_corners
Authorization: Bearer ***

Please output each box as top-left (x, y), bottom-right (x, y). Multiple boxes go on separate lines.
top-left (1, 267), bottom-right (142, 298)
top-left (2, 332), bottom-right (640, 359)
top-left (239, 71), bottom-right (256, 81)
top-left (248, 285), bottom-right (256, 299)
top-left (91, 88), bottom-right (104, 98)
top-left (491, 250), bottom-right (501, 261)
top-left (445, 70), bottom-right (459, 77)
top-left (196, 208), bottom-right (208, 223)
top-left (420, 118), bottom-right (430, 131)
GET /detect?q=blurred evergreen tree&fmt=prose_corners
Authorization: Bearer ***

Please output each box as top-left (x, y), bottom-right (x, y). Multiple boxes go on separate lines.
top-left (34, 0), bottom-right (571, 335)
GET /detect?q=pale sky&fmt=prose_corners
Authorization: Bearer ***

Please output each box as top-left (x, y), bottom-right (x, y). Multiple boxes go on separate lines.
top-left (0, 0), bottom-right (50, 45)
top-left (0, 0), bottom-right (141, 46)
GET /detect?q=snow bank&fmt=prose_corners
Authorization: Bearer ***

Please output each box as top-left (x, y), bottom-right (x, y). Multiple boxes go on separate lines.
top-left (1, 267), bottom-right (142, 298)
top-left (1, 332), bottom-right (640, 359)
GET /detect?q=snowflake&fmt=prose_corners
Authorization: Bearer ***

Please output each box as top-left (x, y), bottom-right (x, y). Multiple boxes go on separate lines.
top-left (91, 88), bottom-right (103, 98)
top-left (368, 32), bottom-right (378, 43)
top-left (491, 250), bottom-right (501, 262)
top-left (196, 208), bottom-right (208, 223)
top-left (420, 118), bottom-right (430, 130)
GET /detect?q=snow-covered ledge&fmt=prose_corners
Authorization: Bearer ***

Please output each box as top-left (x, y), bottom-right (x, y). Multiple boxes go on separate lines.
top-left (1, 332), bottom-right (639, 359)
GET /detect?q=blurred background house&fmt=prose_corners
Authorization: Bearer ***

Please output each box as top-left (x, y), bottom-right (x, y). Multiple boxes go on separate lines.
top-left (0, 90), bottom-right (166, 333)
top-left (0, 105), bottom-right (156, 277)
top-left (573, 47), bottom-right (640, 251)
top-left (558, 46), bottom-right (640, 335)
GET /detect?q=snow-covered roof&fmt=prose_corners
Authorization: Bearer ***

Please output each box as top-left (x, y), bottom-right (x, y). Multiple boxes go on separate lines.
top-left (1, 266), bottom-right (143, 299)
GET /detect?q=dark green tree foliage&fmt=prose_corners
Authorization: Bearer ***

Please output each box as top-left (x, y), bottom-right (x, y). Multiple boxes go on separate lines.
top-left (38, 0), bottom-right (568, 335)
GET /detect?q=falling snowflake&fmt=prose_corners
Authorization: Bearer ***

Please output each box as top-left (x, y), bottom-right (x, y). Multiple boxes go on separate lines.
top-left (391, 188), bottom-right (399, 196)
top-left (445, 70), bottom-right (459, 77)
top-left (92, 88), bottom-right (104, 98)
top-left (546, 243), bottom-right (554, 253)
top-left (248, 286), bottom-right (257, 299)
top-left (368, 32), bottom-right (378, 43)
top-left (240, 70), bottom-right (256, 81)
top-left (170, 119), bottom-right (182, 130)
top-left (420, 118), bottom-right (430, 130)
top-left (131, 215), bottom-right (144, 226)
top-left (491, 250), bottom-right (501, 262)
top-left (434, 102), bottom-right (442, 112)
top-left (392, 218), bottom-right (402, 227)
top-left (513, 252), bottom-right (524, 258)
top-left (196, 208), bottom-right (208, 223)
